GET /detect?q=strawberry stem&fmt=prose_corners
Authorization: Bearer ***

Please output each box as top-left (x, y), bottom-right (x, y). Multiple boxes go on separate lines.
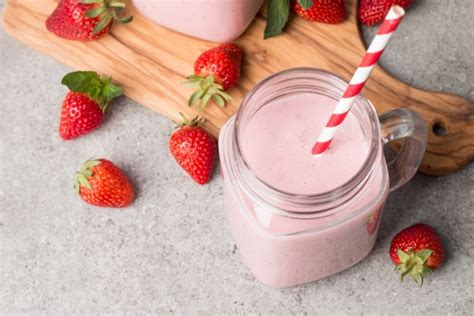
top-left (184, 75), bottom-right (231, 109)
top-left (61, 71), bottom-right (123, 112)
top-left (74, 159), bottom-right (102, 195)
top-left (176, 112), bottom-right (206, 128)
top-left (80, 0), bottom-right (133, 35)
top-left (395, 249), bottom-right (434, 286)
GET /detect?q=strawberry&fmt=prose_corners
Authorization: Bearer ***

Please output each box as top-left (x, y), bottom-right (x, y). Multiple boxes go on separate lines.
top-left (185, 43), bottom-right (242, 109)
top-left (59, 71), bottom-right (123, 140)
top-left (359, 0), bottom-right (411, 26)
top-left (169, 114), bottom-right (216, 185)
top-left (389, 223), bottom-right (444, 286)
top-left (75, 159), bottom-right (134, 207)
top-left (366, 206), bottom-right (383, 235)
top-left (46, 0), bottom-right (132, 41)
top-left (293, 0), bottom-right (346, 24)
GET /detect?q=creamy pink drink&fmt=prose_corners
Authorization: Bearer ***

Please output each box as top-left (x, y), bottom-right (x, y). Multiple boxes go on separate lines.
top-left (223, 93), bottom-right (388, 287)
top-left (219, 69), bottom-right (427, 288)
top-left (240, 93), bottom-right (369, 196)
top-left (132, 0), bottom-right (264, 42)
top-left (219, 69), bottom-right (391, 288)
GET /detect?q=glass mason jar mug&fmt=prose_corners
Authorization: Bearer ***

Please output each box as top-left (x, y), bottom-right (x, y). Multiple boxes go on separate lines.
top-left (219, 68), bottom-right (428, 288)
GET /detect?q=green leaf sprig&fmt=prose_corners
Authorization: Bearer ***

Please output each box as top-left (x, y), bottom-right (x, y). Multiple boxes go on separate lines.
top-left (61, 71), bottom-right (123, 111)
top-left (183, 75), bottom-right (232, 110)
top-left (74, 159), bottom-right (102, 195)
top-left (264, 0), bottom-right (313, 39)
top-left (80, 0), bottom-right (133, 35)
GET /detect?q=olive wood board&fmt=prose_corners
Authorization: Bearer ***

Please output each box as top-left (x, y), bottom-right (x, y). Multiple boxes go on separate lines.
top-left (3, 0), bottom-right (473, 175)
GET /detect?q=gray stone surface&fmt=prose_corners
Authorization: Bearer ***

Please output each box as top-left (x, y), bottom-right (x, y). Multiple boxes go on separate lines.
top-left (1, 0), bottom-right (473, 314)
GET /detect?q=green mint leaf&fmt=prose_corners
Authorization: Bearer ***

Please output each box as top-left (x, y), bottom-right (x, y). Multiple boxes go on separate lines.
top-left (264, 0), bottom-right (290, 39)
top-left (61, 71), bottom-right (101, 94)
top-left (102, 79), bottom-right (123, 101)
top-left (297, 0), bottom-right (313, 9)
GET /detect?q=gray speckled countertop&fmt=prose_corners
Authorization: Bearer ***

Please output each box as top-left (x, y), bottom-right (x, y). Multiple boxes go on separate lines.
top-left (1, 0), bottom-right (473, 314)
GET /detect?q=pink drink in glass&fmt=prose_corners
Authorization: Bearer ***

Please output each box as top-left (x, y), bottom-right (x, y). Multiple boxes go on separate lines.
top-left (219, 68), bottom-right (427, 287)
top-left (132, 0), bottom-right (264, 42)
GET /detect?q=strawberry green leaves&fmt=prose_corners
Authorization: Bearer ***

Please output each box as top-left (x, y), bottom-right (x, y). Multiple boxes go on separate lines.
top-left (184, 75), bottom-right (231, 110)
top-left (176, 112), bottom-right (206, 128)
top-left (79, 0), bottom-right (133, 35)
top-left (395, 249), bottom-right (434, 286)
top-left (264, 0), bottom-right (291, 39)
top-left (62, 71), bottom-right (101, 94)
top-left (85, 6), bottom-right (106, 18)
top-left (61, 71), bottom-right (123, 110)
top-left (74, 159), bottom-right (101, 195)
top-left (102, 77), bottom-right (124, 101)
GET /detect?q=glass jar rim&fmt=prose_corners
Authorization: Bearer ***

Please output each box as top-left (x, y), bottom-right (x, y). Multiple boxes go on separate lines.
top-left (233, 68), bottom-right (382, 214)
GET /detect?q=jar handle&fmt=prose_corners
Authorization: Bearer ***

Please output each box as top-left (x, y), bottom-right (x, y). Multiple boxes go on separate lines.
top-left (378, 109), bottom-right (428, 191)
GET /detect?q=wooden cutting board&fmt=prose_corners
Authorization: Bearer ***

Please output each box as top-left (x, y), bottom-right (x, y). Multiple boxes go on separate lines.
top-left (3, 0), bottom-right (473, 175)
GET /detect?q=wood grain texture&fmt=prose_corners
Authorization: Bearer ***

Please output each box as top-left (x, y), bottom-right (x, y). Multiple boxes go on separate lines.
top-left (2, 0), bottom-right (473, 175)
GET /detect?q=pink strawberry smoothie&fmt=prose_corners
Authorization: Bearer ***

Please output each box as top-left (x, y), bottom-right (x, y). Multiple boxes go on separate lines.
top-left (132, 0), bottom-right (264, 42)
top-left (239, 93), bottom-right (369, 195)
top-left (222, 92), bottom-right (389, 287)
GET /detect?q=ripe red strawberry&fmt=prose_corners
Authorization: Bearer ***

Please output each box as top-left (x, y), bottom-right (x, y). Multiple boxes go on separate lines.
top-left (293, 0), bottom-right (346, 24)
top-left (185, 43), bottom-right (242, 109)
top-left (75, 159), bottom-right (134, 207)
top-left (359, 0), bottom-right (411, 26)
top-left (59, 71), bottom-right (123, 140)
top-left (389, 223), bottom-right (444, 286)
top-left (46, 0), bottom-right (132, 41)
top-left (169, 115), bottom-right (216, 185)
top-left (366, 206), bottom-right (383, 235)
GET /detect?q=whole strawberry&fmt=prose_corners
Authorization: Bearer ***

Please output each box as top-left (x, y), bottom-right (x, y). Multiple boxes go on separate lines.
top-left (185, 43), bottom-right (242, 109)
top-left (293, 0), bottom-right (346, 24)
top-left (359, 0), bottom-right (411, 26)
top-left (169, 114), bottom-right (216, 184)
top-left (75, 159), bottom-right (134, 207)
top-left (389, 223), bottom-right (444, 286)
top-left (46, 0), bottom-right (132, 41)
top-left (59, 71), bottom-right (123, 140)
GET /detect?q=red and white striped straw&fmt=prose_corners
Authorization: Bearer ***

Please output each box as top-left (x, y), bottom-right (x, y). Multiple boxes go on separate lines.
top-left (312, 5), bottom-right (406, 155)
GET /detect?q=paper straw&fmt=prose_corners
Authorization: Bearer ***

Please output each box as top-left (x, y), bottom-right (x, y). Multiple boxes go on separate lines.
top-left (312, 5), bottom-right (406, 155)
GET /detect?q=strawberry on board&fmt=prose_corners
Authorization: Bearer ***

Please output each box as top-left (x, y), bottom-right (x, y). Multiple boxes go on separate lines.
top-left (75, 159), bottom-right (134, 208)
top-left (293, 0), bottom-right (346, 24)
top-left (359, 0), bottom-right (412, 26)
top-left (184, 43), bottom-right (242, 109)
top-left (389, 223), bottom-right (444, 286)
top-left (169, 114), bottom-right (217, 185)
top-left (46, 0), bottom-right (132, 41)
top-left (264, 0), bottom-right (345, 38)
top-left (59, 71), bottom-right (123, 140)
